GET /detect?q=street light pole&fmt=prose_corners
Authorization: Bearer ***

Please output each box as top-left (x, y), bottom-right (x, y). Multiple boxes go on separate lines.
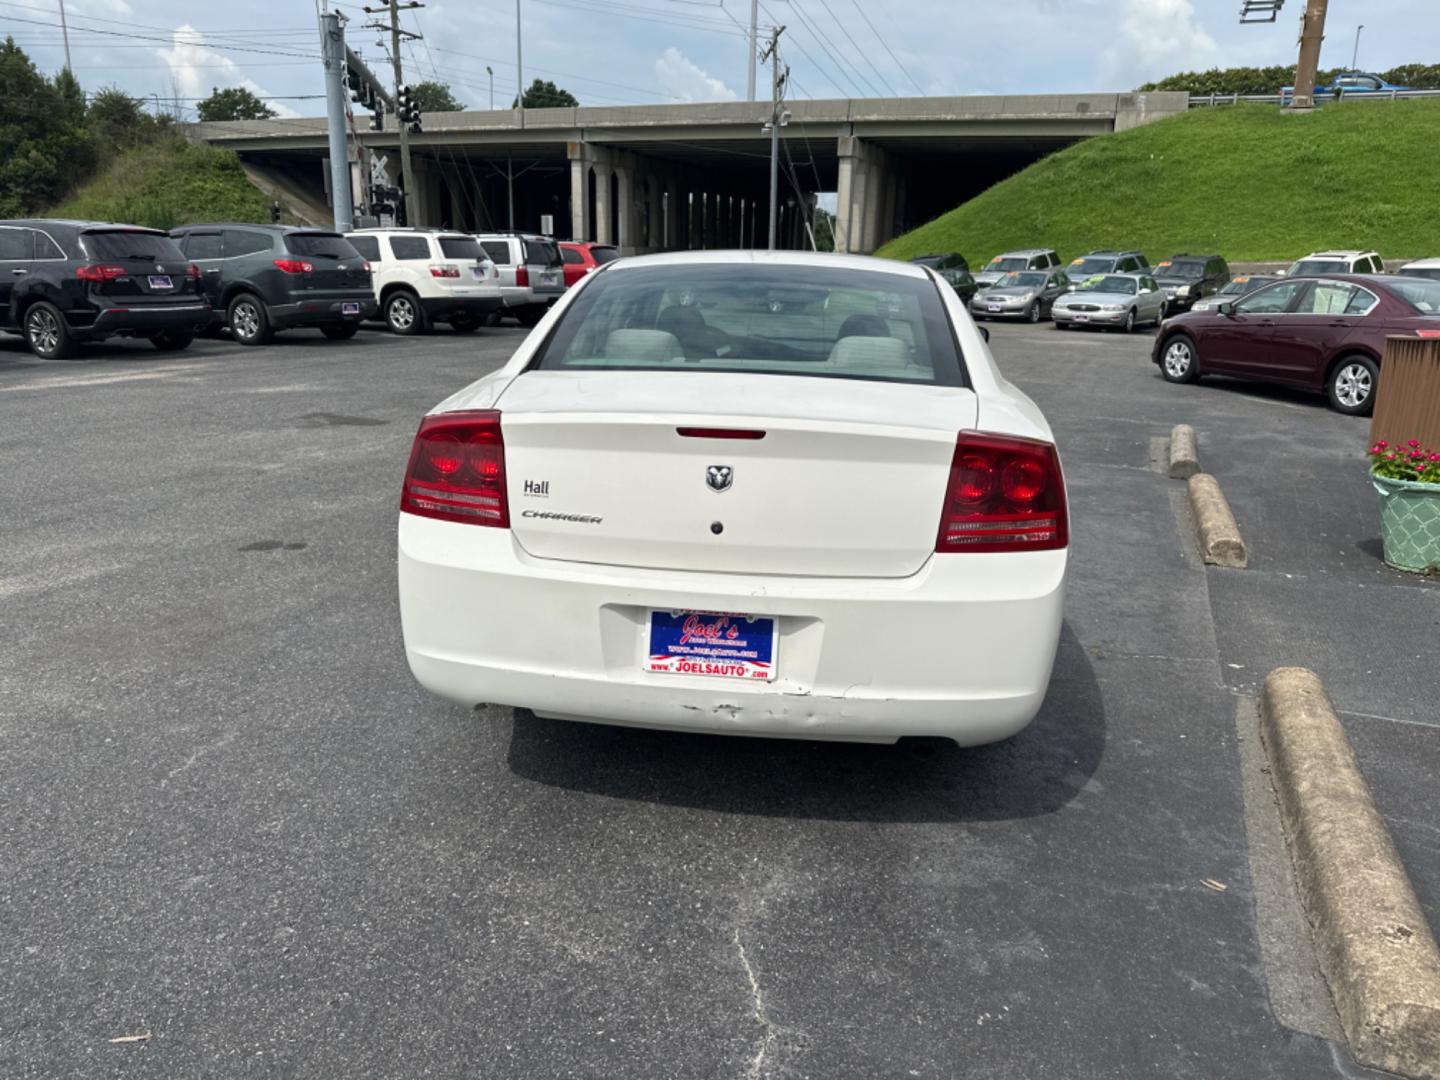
top-left (1351, 23), bottom-right (1364, 70)
top-left (1288, 0), bottom-right (1328, 111)
top-left (487, 65), bottom-right (494, 110)
top-left (515, 0), bottom-right (524, 114)
top-left (746, 0), bottom-right (758, 101)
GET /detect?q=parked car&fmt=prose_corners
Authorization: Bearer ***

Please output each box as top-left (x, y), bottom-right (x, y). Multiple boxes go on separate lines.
top-left (0, 219), bottom-right (209, 359)
top-left (1284, 250), bottom-right (1385, 277)
top-left (1398, 258), bottom-right (1440, 282)
top-left (974, 248), bottom-right (1061, 288)
top-left (346, 228), bottom-right (502, 335)
top-left (171, 224), bottom-right (375, 345)
top-left (908, 253), bottom-right (977, 302)
top-left (1152, 274), bottom-right (1440, 415)
top-left (477, 233), bottom-right (567, 326)
top-left (970, 269), bottom-right (1070, 322)
top-left (558, 241), bottom-right (619, 287)
top-left (396, 250), bottom-right (1068, 747)
top-left (1191, 274), bottom-right (1283, 312)
top-left (1152, 253), bottom-right (1230, 314)
top-left (1282, 71), bottom-right (1411, 101)
top-left (1065, 250), bottom-right (1150, 280)
top-left (1052, 272), bottom-right (1166, 332)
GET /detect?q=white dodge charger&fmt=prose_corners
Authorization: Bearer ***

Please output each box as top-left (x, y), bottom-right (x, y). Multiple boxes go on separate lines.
top-left (398, 250), bottom-right (1068, 746)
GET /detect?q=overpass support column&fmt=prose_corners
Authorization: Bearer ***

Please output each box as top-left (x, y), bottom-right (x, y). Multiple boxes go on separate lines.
top-left (663, 176), bottom-right (679, 250)
top-left (836, 136), bottom-right (893, 255)
top-left (593, 151), bottom-right (615, 246)
top-left (614, 150), bottom-right (638, 255)
top-left (568, 142), bottom-right (594, 243)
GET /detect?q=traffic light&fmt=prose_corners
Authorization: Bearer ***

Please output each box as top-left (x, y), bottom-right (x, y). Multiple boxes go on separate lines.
top-left (396, 84), bottom-right (421, 134)
top-left (370, 108), bottom-right (384, 131)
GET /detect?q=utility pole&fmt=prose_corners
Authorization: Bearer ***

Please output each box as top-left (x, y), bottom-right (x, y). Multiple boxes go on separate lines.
top-left (1351, 23), bottom-right (1364, 70)
top-left (486, 65), bottom-right (494, 110)
top-left (761, 26), bottom-right (786, 250)
top-left (515, 0), bottom-right (524, 114)
top-left (363, 0), bottom-right (422, 225)
top-left (1288, 0), bottom-right (1328, 111)
top-left (746, 0), bottom-right (758, 101)
top-left (319, 10), bottom-right (354, 232)
top-left (57, 0), bottom-right (72, 73)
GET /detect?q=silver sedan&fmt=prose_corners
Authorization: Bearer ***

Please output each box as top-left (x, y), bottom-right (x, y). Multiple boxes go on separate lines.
top-left (1052, 273), bottom-right (1167, 332)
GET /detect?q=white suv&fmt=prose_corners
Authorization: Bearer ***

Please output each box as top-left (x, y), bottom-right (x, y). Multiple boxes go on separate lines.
top-left (345, 228), bottom-right (502, 334)
top-left (1285, 250), bottom-right (1385, 277)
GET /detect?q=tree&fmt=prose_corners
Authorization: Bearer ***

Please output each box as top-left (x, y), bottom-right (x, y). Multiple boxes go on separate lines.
top-left (53, 67), bottom-right (86, 125)
top-left (512, 79), bottom-right (579, 108)
top-left (88, 87), bottom-right (157, 150)
top-left (0, 38), bottom-right (94, 215)
top-left (411, 80), bottom-right (463, 112)
top-left (196, 86), bottom-right (277, 122)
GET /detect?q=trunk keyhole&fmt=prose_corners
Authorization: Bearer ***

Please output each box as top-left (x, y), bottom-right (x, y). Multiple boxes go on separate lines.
top-left (710, 521), bottom-right (724, 535)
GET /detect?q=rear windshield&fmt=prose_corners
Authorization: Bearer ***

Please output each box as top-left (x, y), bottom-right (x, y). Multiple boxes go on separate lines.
top-left (533, 263), bottom-right (964, 387)
top-left (1289, 259), bottom-right (1350, 276)
top-left (1389, 278), bottom-right (1440, 314)
top-left (525, 239), bottom-right (561, 267)
top-left (286, 232), bottom-right (360, 259)
top-left (591, 246), bottom-right (620, 265)
top-left (1160, 261), bottom-right (1206, 278)
top-left (987, 257), bottom-right (1028, 271)
top-left (81, 229), bottom-right (185, 263)
top-left (440, 236), bottom-right (483, 260)
top-left (995, 272), bottom-right (1047, 289)
top-left (1087, 276), bottom-right (1138, 295)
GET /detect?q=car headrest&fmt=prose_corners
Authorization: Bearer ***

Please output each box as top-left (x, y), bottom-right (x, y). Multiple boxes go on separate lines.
top-left (604, 329), bottom-right (684, 362)
top-left (837, 313), bottom-right (890, 338)
top-left (825, 334), bottom-right (914, 370)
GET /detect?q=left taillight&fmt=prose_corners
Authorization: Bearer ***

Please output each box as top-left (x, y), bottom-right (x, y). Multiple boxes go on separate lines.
top-left (401, 411), bottom-right (509, 527)
top-left (76, 264), bottom-right (127, 282)
top-left (936, 431), bottom-right (1067, 553)
top-left (185, 264), bottom-right (201, 279)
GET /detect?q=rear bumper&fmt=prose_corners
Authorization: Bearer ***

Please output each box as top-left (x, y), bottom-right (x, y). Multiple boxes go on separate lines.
top-left (73, 302), bottom-right (212, 340)
top-left (269, 296), bottom-right (377, 327)
top-left (398, 515), bottom-right (1067, 745)
top-left (420, 295), bottom-right (504, 320)
top-left (500, 286), bottom-right (564, 308)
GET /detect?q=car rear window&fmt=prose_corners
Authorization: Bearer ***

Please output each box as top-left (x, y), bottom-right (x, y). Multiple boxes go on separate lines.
top-left (533, 262), bottom-right (965, 387)
top-left (347, 235), bottom-right (381, 261)
top-left (1289, 259), bottom-right (1350, 276)
top-left (524, 239), bottom-right (561, 267)
top-left (1162, 261), bottom-right (1206, 278)
top-left (81, 229), bottom-right (186, 263)
top-left (287, 232), bottom-right (361, 259)
top-left (591, 246), bottom-right (619, 265)
top-left (439, 236), bottom-right (483, 260)
top-left (1069, 256), bottom-right (1116, 276)
top-left (1389, 278), bottom-right (1440, 314)
top-left (988, 257), bottom-right (1027, 271)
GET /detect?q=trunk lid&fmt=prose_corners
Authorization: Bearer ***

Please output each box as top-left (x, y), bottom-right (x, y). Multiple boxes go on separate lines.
top-left (79, 228), bottom-right (197, 301)
top-left (285, 232), bottom-right (373, 290)
top-left (494, 371), bottom-right (976, 578)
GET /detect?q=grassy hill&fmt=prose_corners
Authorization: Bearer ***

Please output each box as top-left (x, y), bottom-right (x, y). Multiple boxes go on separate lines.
top-left (49, 134), bottom-right (271, 230)
top-left (877, 101), bottom-right (1440, 265)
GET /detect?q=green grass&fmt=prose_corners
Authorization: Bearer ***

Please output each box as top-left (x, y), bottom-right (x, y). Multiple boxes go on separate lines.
top-left (49, 135), bottom-right (271, 230)
top-left (876, 101), bottom-right (1440, 265)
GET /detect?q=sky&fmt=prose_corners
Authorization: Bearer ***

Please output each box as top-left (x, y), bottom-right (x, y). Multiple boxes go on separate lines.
top-left (2, 0), bottom-right (1434, 119)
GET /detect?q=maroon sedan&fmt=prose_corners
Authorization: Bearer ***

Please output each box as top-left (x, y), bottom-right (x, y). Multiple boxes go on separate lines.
top-left (1152, 274), bottom-right (1440, 415)
top-left (558, 241), bottom-right (620, 288)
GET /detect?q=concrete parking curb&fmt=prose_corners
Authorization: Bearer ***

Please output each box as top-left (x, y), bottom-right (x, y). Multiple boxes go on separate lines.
top-left (1187, 473), bottom-right (1247, 568)
top-left (1260, 668), bottom-right (1440, 1079)
top-left (1168, 424), bottom-right (1200, 478)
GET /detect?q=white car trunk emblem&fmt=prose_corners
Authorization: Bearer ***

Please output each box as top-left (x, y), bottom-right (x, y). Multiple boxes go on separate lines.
top-left (706, 465), bottom-right (733, 492)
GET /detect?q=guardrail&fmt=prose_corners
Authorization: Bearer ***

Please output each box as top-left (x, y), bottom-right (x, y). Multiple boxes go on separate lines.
top-left (1188, 88), bottom-right (1440, 107)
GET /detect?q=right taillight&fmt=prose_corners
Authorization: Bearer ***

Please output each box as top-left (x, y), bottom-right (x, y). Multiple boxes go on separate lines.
top-left (936, 432), bottom-right (1067, 553)
top-left (400, 411), bottom-right (509, 527)
top-left (76, 264), bottom-right (127, 282)
top-left (514, 265), bottom-right (529, 288)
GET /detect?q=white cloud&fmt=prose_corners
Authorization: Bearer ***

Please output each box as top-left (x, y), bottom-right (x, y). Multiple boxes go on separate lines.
top-left (1099, 0), bottom-right (1219, 87)
top-left (653, 47), bottom-right (737, 103)
top-left (155, 25), bottom-right (299, 119)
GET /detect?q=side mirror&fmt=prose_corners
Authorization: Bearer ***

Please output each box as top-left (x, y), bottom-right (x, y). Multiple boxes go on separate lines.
top-left (1216, 302), bottom-right (1235, 317)
top-left (978, 325), bottom-right (990, 343)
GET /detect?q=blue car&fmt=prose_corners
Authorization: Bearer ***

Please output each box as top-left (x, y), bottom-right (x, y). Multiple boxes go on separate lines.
top-left (1281, 71), bottom-right (1411, 101)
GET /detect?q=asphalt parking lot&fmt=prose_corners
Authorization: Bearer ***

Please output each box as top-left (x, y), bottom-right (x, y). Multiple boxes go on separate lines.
top-left (2, 320), bottom-right (1435, 1078)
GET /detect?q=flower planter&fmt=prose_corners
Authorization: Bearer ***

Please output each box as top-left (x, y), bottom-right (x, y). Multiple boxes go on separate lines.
top-left (1372, 474), bottom-right (1440, 572)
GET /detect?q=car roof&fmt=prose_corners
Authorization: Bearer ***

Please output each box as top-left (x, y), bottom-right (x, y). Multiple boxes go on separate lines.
top-left (1163, 253), bottom-right (1221, 260)
top-left (1401, 257), bottom-right (1440, 269)
top-left (1084, 249), bottom-right (1144, 256)
top-left (993, 248), bottom-right (1056, 256)
top-left (602, 249), bottom-right (931, 280)
top-left (1298, 250), bottom-right (1378, 259)
top-left (172, 223), bottom-right (339, 234)
top-left (5, 218), bottom-right (164, 233)
top-left (348, 226), bottom-right (457, 235)
top-left (476, 231), bottom-right (553, 240)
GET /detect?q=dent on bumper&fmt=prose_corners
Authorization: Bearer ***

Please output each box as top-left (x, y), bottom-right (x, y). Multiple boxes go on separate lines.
top-left (397, 516), bottom-right (1067, 745)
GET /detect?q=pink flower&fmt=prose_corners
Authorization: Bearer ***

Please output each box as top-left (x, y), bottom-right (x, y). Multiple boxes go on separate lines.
top-left (1430, 454), bottom-right (1440, 462)
top-left (1408, 439), bottom-right (1421, 448)
top-left (1377, 440), bottom-right (1390, 449)
top-left (1387, 452), bottom-right (1398, 460)
top-left (1412, 450), bottom-right (1426, 459)
top-left (1420, 464), bottom-right (1430, 473)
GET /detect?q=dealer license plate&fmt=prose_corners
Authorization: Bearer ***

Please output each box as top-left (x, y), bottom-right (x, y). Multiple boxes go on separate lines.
top-left (646, 610), bottom-right (777, 681)
top-left (987, 303), bottom-right (1002, 313)
top-left (147, 275), bottom-right (173, 290)
top-left (341, 302), bottom-right (361, 315)
top-left (1074, 314), bottom-right (1090, 322)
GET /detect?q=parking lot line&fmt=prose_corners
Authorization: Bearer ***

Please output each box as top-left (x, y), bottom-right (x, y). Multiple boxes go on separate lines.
top-left (0, 363), bottom-right (208, 392)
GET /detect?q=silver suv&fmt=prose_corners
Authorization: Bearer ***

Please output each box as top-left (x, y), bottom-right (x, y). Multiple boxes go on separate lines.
top-left (974, 248), bottom-right (1061, 288)
top-left (476, 233), bottom-right (567, 327)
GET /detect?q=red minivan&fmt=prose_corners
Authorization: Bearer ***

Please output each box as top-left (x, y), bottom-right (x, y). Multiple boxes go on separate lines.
top-left (558, 241), bottom-right (620, 288)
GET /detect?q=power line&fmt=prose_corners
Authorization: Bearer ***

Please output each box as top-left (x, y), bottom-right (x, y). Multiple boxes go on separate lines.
top-left (783, 0), bottom-right (875, 97)
top-left (815, 0), bottom-right (896, 96)
top-left (757, 1), bottom-right (849, 97)
top-left (850, 0), bottom-right (924, 95)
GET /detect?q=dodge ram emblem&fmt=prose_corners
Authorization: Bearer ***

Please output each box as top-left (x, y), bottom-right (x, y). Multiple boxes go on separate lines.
top-left (706, 465), bottom-right (734, 493)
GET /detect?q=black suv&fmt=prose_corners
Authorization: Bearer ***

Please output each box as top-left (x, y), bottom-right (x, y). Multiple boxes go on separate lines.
top-left (1153, 253), bottom-right (1230, 314)
top-left (0, 219), bottom-right (209, 359)
top-left (170, 224), bottom-right (376, 345)
top-left (908, 253), bottom-right (977, 303)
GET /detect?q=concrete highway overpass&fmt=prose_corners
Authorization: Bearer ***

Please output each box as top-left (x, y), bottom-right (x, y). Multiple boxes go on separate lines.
top-left (193, 93), bottom-right (1188, 254)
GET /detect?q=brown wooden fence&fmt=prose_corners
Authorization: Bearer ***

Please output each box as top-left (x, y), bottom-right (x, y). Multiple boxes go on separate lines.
top-left (1370, 336), bottom-right (1440, 448)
